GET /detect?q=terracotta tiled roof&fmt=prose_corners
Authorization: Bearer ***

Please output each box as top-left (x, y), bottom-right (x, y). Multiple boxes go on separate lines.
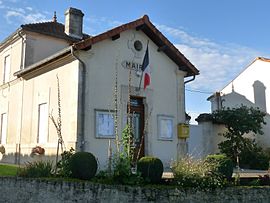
top-left (74, 15), bottom-right (199, 76)
top-left (21, 21), bottom-right (90, 42)
top-left (256, 56), bottom-right (270, 62)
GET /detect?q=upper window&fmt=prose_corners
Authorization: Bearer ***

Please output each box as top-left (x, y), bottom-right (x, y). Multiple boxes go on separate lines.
top-left (0, 113), bottom-right (7, 144)
top-left (37, 103), bottom-right (48, 144)
top-left (3, 55), bottom-right (10, 84)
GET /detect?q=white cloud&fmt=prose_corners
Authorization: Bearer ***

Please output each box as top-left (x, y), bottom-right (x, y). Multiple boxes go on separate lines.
top-left (84, 16), bottom-right (123, 35)
top-left (4, 7), bottom-right (48, 24)
top-left (157, 24), bottom-right (264, 92)
top-left (157, 24), bottom-right (219, 49)
top-left (26, 7), bottom-right (33, 11)
top-left (0, 1), bottom-right (49, 24)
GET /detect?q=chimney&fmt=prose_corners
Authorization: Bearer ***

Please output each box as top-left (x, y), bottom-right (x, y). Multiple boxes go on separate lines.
top-left (253, 80), bottom-right (267, 112)
top-left (52, 11), bottom-right (57, 22)
top-left (65, 7), bottom-right (84, 39)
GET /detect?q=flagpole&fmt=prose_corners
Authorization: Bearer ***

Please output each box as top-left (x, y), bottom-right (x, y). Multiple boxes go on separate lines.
top-left (137, 70), bottom-right (143, 91)
top-left (137, 41), bottom-right (149, 91)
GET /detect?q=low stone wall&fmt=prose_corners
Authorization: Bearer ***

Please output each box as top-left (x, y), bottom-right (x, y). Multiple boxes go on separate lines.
top-left (1, 177), bottom-right (270, 203)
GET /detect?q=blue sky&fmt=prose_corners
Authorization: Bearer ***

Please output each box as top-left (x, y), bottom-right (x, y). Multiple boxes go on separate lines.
top-left (1, 0), bottom-right (270, 123)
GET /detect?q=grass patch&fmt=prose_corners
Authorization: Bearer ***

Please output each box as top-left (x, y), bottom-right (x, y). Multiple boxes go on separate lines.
top-left (0, 164), bottom-right (19, 176)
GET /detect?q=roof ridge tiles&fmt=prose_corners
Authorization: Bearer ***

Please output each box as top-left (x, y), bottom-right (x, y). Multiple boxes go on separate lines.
top-left (21, 21), bottom-right (62, 28)
top-left (20, 21), bottom-right (90, 42)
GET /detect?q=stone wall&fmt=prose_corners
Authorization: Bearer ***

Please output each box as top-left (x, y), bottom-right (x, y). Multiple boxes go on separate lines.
top-left (1, 177), bottom-right (270, 203)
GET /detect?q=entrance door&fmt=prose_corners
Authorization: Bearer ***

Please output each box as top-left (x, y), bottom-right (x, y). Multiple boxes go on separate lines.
top-left (129, 96), bottom-right (145, 161)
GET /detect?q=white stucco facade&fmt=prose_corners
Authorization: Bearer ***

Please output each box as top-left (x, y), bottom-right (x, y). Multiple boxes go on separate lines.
top-left (75, 29), bottom-right (187, 167)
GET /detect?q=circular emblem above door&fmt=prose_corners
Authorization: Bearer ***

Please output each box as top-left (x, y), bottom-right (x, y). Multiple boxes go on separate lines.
top-left (127, 33), bottom-right (145, 58)
top-left (134, 40), bottom-right (143, 51)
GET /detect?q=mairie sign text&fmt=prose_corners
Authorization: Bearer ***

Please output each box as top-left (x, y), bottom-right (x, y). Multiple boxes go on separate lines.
top-left (121, 61), bottom-right (142, 72)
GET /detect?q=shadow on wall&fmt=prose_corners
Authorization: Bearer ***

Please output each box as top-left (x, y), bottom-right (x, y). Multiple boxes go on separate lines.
top-left (0, 152), bottom-right (60, 166)
top-left (253, 80), bottom-right (267, 112)
top-left (0, 142), bottom-right (78, 166)
top-left (220, 80), bottom-right (267, 113)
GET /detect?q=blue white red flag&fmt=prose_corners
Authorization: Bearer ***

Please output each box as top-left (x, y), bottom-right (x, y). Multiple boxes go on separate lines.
top-left (141, 44), bottom-right (150, 89)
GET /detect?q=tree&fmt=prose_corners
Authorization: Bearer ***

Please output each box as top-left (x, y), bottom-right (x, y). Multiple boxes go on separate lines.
top-left (212, 105), bottom-right (266, 163)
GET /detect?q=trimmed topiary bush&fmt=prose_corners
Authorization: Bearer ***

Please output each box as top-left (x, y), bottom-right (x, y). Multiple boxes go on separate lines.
top-left (205, 154), bottom-right (233, 180)
top-left (137, 156), bottom-right (163, 183)
top-left (69, 152), bottom-right (97, 180)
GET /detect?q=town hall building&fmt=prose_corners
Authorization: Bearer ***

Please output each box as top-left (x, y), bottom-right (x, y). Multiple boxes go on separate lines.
top-left (0, 8), bottom-right (199, 168)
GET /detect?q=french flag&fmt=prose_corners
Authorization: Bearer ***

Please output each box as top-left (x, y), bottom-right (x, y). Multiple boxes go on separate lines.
top-left (141, 44), bottom-right (150, 89)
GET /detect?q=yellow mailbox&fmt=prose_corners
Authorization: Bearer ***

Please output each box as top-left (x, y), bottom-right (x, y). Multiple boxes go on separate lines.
top-left (177, 123), bottom-right (190, 139)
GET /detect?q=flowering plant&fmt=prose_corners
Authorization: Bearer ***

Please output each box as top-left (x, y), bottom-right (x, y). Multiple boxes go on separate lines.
top-left (171, 155), bottom-right (227, 189)
top-left (0, 145), bottom-right (5, 154)
top-left (31, 146), bottom-right (45, 156)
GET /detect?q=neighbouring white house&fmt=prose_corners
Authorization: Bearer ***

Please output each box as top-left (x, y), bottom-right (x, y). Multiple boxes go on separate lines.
top-left (0, 8), bottom-right (199, 168)
top-left (208, 57), bottom-right (270, 148)
top-left (190, 57), bottom-right (270, 158)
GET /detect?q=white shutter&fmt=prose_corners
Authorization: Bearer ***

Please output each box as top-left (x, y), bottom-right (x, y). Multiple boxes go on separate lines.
top-left (38, 103), bottom-right (48, 144)
top-left (3, 55), bottom-right (10, 83)
top-left (1, 113), bottom-right (7, 144)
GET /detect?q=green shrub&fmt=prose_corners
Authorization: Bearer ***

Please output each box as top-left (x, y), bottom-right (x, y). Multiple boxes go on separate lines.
top-left (137, 156), bottom-right (164, 183)
top-left (239, 144), bottom-right (269, 170)
top-left (258, 174), bottom-right (270, 186)
top-left (112, 154), bottom-right (132, 183)
top-left (57, 148), bottom-right (75, 177)
top-left (172, 156), bottom-right (226, 189)
top-left (205, 154), bottom-right (233, 180)
top-left (18, 161), bottom-right (53, 178)
top-left (96, 153), bottom-right (142, 185)
top-left (69, 152), bottom-right (97, 180)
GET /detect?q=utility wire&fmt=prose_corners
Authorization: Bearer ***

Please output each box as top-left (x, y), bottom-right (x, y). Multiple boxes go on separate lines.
top-left (185, 88), bottom-right (213, 94)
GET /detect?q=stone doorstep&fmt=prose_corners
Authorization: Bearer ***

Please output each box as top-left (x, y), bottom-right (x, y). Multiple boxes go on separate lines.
top-left (162, 172), bottom-right (174, 179)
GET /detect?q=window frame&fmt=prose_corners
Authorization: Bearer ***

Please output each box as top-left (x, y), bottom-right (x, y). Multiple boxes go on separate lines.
top-left (95, 110), bottom-right (115, 139)
top-left (157, 115), bottom-right (174, 141)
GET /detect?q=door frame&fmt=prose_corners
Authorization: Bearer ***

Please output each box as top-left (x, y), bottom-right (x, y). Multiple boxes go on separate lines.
top-left (129, 96), bottom-right (145, 160)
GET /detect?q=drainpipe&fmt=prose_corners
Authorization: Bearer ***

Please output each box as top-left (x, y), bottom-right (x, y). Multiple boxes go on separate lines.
top-left (177, 74), bottom-right (196, 160)
top-left (71, 45), bottom-right (86, 152)
top-left (17, 30), bottom-right (25, 165)
top-left (17, 30), bottom-right (25, 70)
top-left (184, 75), bottom-right (196, 85)
top-left (184, 74), bottom-right (196, 121)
